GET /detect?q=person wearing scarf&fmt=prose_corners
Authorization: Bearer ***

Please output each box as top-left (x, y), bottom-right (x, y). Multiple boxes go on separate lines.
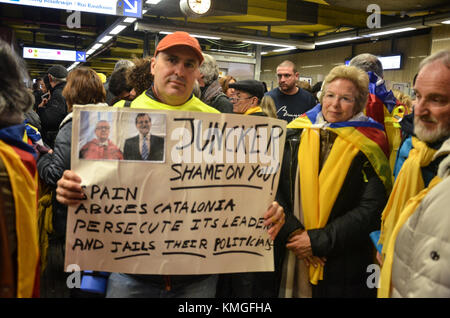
top-left (229, 79), bottom-right (268, 117)
top-left (216, 78), bottom-right (271, 297)
top-left (198, 53), bottom-right (233, 113)
top-left (276, 65), bottom-right (392, 298)
top-left (0, 39), bottom-right (40, 298)
top-left (350, 53), bottom-right (409, 172)
top-left (378, 49), bottom-right (450, 298)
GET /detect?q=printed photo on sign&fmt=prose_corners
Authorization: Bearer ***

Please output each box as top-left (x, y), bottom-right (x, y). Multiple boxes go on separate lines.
top-left (78, 110), bottom-right (166, 163)
top-left (78, 110), bottom-right (123, 161)
top-left (123, 112), bottom-right (166, 162)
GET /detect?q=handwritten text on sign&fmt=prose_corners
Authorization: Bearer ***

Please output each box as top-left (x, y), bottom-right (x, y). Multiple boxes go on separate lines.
top-left (65, 106), bottom-right (286, 275)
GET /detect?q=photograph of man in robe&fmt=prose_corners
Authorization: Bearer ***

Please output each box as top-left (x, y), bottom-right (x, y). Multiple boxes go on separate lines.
top-left (123, 113), bottom-right (165, 161)
top-left (79, 120), bottom-right (123, 160)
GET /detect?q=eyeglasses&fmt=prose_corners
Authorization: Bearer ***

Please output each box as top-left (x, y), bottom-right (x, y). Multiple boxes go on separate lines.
top-left (230, 95), bottom-right (254, 101)
top-left (323, 92), bottom-right (355, 105)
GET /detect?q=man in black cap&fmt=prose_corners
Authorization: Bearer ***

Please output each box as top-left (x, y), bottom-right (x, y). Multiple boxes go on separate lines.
top-left (229, 79), bottom-right (267, 116)
top-left (37, 65), bottom-right (68, 148)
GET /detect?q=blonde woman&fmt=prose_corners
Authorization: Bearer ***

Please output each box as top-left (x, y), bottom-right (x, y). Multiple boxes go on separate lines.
top-left (276, 65), bottom-right (392, 298)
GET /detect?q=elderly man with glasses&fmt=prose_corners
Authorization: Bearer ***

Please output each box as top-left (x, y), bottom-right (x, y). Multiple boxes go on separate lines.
top-left (79, 120), bottom-right (123, 160)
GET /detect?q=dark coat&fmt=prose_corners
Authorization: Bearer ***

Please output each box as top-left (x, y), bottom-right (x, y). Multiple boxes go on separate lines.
top-left (37, 82), bottom-right (67, 148)
top-left (37, 115), bottom-right (72, 236)
top-left (275, 128), bottom-right (388, 298)
top-left (123, 134), bottom-right (165, 161)
top-left (209, 93), bottom-right (233, 113)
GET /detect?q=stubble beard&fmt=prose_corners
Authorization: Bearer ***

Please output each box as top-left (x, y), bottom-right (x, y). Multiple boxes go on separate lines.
top-left (414, 116), bottom-right (450, 143)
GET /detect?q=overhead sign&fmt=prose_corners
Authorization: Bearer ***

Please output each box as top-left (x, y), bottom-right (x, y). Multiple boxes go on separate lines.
top-left (23, 47), bottom-right (86, 62)
top-left (76, 51), bottom-right (86, 62)
top-left (0, 0), bottom-right (142, 18)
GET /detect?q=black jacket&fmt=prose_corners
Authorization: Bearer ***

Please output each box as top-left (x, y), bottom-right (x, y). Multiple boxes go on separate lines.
top-left (123, 134), bottom-right (165, 161)
top-left (37, 115), bottom-right (72, 236)
top-left (37, 82), bottom-right (67, 148)
top-left (209, 93), bottom-right (233, 113)
top-left (275, 128), bottom-right (388, 297)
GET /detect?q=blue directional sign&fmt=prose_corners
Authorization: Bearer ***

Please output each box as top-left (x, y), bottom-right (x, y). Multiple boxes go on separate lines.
top-left (76, 51), bottom-right (86, 62)
top-left (118, 0), bottom-right (142, 18)
top-left (0, 0), bottom-right (142, 18)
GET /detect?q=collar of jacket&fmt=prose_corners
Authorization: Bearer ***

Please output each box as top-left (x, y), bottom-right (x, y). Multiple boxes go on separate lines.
top-left (50, 81), bottom-right (66, 93)
top-left (145, 84), bottom-right (194, 104)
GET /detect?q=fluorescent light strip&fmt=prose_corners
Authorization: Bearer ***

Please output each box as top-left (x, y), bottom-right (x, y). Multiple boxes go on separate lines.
top-left (86, 44), bottom-right (102, 55)
top-left (159, 31), bottom-right (220, 40)
top-left (109, 24), bottom-right (127, 35)
top-left (365, 27), bottom-right (416, 37)
top-left (272, 46), bottom-right (296, 52)
top-left (123, 17), bottom-right (137, 24)
top-left (190, 33), bottom-right (221, 40)
top-left (99, 35), bottom-right (113, 43)
top-left (315, 37), bottom-right (361, 46)
top-left (208, 48), bottom-right (252, 55)
top-left (67, 62), bottom-right (79, 71)
top-left (442, 20), bottom-right (450, 24)
top-left (243, 40), bottom-right (294, 48)
top-left (91, 43), bottom-right (102, 51)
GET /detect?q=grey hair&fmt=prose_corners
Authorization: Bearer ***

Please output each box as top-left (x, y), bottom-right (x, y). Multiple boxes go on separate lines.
top-left (418, 49), bottom-right (450, 73)
top-left (0, 39), bottom-right (34, 128)
top-left (114, 59), bottom-right (135, 71)
top-left (199, 53), bottom-right (219, 86)
top-left (349, 53), bottom-right (384, 78)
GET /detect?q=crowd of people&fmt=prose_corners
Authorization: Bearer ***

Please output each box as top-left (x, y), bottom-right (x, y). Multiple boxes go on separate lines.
top-left (0, 31), bottom-right (449, 298)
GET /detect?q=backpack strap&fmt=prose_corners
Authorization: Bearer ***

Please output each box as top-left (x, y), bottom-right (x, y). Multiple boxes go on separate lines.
top-left (124, 100), bottom-right (132, 107)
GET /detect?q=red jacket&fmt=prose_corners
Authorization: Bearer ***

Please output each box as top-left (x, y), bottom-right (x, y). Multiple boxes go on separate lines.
top-left (79, 139), bottom-right (123, 160)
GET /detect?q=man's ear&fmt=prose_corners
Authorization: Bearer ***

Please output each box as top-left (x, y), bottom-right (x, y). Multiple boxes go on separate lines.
top-left (294, 72), bottom-right (300, 80)
top-left (150, 57), bottom-right (156, 76)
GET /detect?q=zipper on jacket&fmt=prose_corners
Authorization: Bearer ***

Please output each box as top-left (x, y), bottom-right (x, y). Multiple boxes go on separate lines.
top-left (288, 136), bottom-right (300, 205)
top-left (164, 275), bottom-right (171, 291)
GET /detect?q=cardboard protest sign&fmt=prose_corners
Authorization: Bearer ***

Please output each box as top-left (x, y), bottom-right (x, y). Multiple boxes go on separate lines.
top-left (65, 105), bottom-right (286, 275)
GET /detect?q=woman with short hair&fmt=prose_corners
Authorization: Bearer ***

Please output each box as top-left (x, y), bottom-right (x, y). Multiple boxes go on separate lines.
top-left (219, 75), bottom-right (236, 98)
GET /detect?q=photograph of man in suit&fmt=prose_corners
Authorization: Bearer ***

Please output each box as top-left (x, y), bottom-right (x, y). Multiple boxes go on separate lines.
top-left (123, 113), bottom-right (164, 161)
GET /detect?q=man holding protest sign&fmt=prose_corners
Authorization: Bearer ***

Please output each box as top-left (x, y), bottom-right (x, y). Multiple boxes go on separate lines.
top-left (56, 32), bottom-right (285, 298)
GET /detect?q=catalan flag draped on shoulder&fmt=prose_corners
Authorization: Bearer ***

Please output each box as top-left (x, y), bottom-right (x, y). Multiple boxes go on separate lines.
top-left (378, 137), bottom-right (437, 261)
top-left (365, 71), bottom-right (408, 171)
top-left (0, 124), bottom-right (40, 298)
top-left (287, 104), bottom-right (392, 285)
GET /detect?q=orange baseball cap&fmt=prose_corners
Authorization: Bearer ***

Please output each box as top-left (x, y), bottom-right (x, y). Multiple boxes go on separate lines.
top-left (154, 31), bottom-right (204, 64)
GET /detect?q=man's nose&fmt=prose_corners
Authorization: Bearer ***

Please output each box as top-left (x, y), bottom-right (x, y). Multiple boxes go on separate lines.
top-left (173, 62), bottom-right (186, 76)
top-left (414, 98), bottom-right (429, 116)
